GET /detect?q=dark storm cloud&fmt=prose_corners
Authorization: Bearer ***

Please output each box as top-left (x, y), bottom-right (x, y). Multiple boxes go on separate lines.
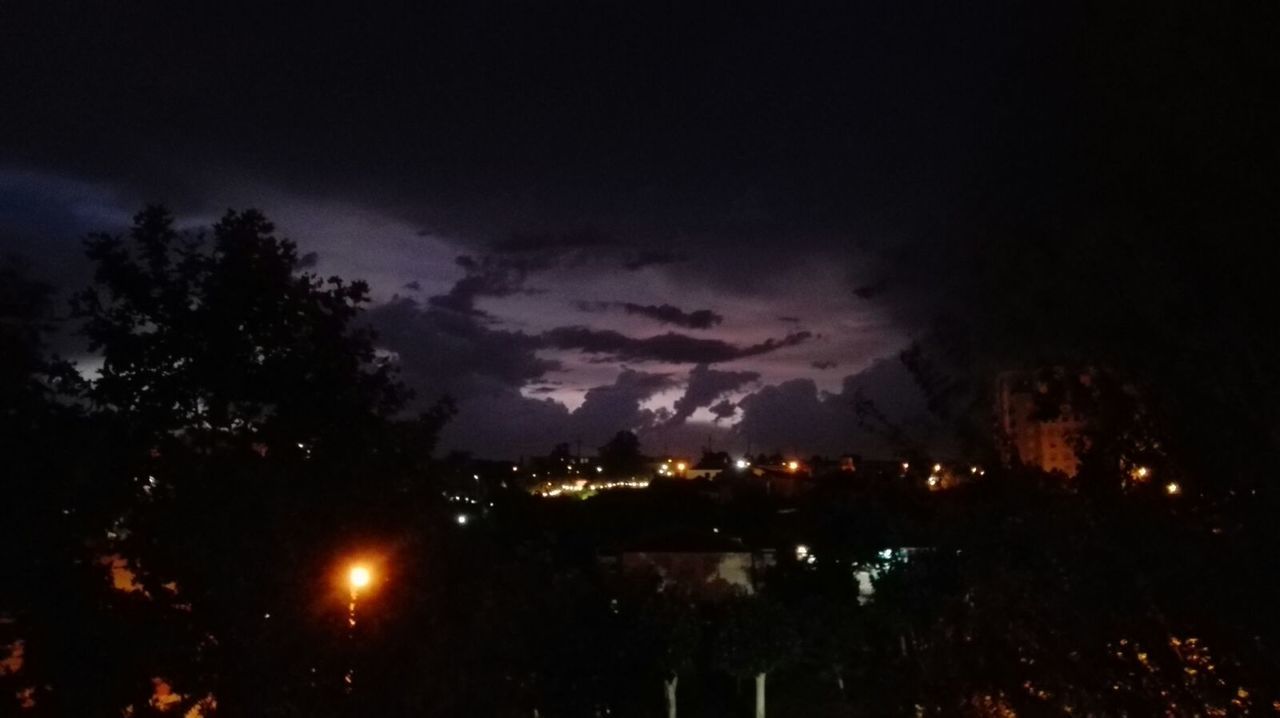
top-left (365, 293), bottom-right (688, 457)
top-left (490, 228), bottom-right (611, 255)
top-left (14, 0), bottom-right (1263, 460)
top-left (542, 326), bottom-right (811, 364)
top-left (427, 254), bottom-right (547, 317)
top-left (0, 169), bottom-right (129, 293)
top-left (402, 280), bottom-right (422, 291)
top-left (434, 368), bottom-right (676, 460)
top-left (811, 360), bottom-right (838, 370)
top-left (623, 251), bottom-right (684, 271)
top-left (622, 304), bottom-right (722, 330)
top-left (734, 357), bottom-right (946, 457)
top-left (365, 296), bottom-right (555, 401)
top-left (571, 369), bottom-right (675, 435)
top-left (852, 281), bottom-right (887, 300)
top-left (0, 1), bottom-right (1080, 295)
top-left (708, 400), bottom-right (738, 421)
top-left (669, 364), bottom-right (760, 425)
top-left (573, 301), bottom-right (723, 330)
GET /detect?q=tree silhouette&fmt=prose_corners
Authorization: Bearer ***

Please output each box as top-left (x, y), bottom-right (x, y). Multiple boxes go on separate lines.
top-left (67, 206), bottom-right (443, 715)
top-left (599, 430), bottom-right (644, 477)
top-left (0, 256), bottom-right (144, 715)
top-left (624, 591), bottom-right (701, 718)
top-left (713, 596), bottom-right (799, 718)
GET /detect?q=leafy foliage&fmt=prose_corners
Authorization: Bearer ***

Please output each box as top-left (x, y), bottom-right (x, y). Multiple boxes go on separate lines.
top-left (33, 206), bottom-right (449, 715)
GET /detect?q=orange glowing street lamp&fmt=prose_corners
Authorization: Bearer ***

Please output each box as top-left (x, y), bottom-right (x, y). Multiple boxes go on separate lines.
top-left (349, 565), bottom-right (372, 593)
top-left (345, 562), bottom-right (376, 630)
top-left (343, 561), bottom-right (377, 695)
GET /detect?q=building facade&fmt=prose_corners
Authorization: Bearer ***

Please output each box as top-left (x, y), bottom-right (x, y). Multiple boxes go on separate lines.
top-left (996, 370), bottom-right (1087, 477)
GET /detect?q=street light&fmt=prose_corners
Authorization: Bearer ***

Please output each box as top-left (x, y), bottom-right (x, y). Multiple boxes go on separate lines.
top-left (349, 565), bottom-right (371, 592)
top-left (346, 563), bottom-right (374, 630)
top-left (343, 561), bottom-right (377, 696)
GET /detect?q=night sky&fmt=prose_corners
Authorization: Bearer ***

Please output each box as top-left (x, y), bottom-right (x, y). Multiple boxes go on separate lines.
top-left (0, 3), bottom-right (1114, 458)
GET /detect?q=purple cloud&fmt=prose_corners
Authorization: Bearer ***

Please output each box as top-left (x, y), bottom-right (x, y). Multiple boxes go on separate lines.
top-left (574, 301), bottom-right (723, 329)
top-left (542, 326), bottom-right (812, 364)
top-left (669, 364), bottom-right (760, 425)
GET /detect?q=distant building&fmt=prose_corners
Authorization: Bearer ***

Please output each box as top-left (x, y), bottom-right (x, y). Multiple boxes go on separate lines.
top-left (602, 530), bottom-right (775, 599)
top-left (996, 370), bottom-right (1088, 477)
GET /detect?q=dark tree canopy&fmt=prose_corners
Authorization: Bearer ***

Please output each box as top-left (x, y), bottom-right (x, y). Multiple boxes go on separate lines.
top-left (74, 206), bottom-right (406, 447)
top-left (28, 206), bottom-right (451, 715)
top-left (599, 430), bottom-right (644, 477)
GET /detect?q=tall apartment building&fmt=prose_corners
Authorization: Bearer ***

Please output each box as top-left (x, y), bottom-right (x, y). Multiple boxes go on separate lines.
top-left (995, 370), bottom-right (1087, 477)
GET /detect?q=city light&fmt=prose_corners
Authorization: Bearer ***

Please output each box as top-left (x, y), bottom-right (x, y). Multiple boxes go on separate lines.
top-left (971, 466), bottom-right (979, 474)
top-left (1136, 466), bottom-right (1150, 479)
top-left (933, 463), bottom-right (942, 473)
top-left (793, 544), bottom-right (816, 565)
top-left (676, 462), bottom-right (687, 472)
top-left (456, 513), bottom-right (469, 525)
top-left (596, 466), bottom-right (603, 473)
top-left (927, 475), bottom-right (939, 487)
top-left (735, 459), bottom-right (750, 469)
top-left (787, 460), bottom-right (799, 472)
top-left (902, 462), bottom-right (910, 471)
top-left (532, 478), bottom-right (650, 497)
top-left (1165, 482), bottom-right (1181, 496)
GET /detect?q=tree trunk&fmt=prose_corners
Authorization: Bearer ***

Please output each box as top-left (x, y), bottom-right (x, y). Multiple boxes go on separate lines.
top-left (663, 674), bottom-right (678, 718)
top-left (754, 672), bottom-right (766, 718)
